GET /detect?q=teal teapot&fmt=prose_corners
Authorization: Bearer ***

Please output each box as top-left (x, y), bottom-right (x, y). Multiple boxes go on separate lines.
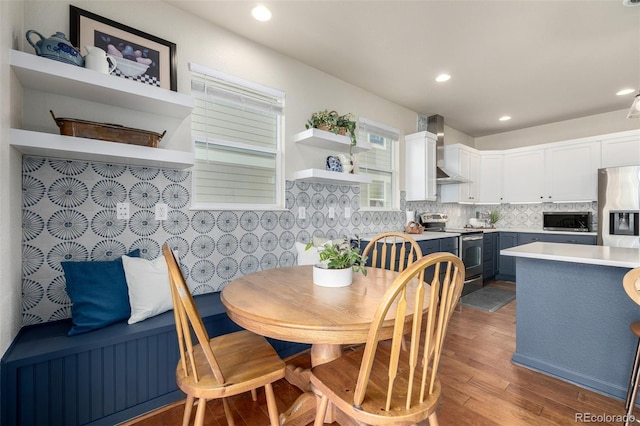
top-left (26, 30), bottom-right (84, 67)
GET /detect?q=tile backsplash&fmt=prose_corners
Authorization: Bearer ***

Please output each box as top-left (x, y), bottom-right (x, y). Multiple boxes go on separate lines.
top-left (21, 156), bottom-right (597, 325)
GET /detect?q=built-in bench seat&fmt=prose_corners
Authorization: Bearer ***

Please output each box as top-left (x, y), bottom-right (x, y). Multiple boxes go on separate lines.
top-left (1, 292), bottom-right (308, 426)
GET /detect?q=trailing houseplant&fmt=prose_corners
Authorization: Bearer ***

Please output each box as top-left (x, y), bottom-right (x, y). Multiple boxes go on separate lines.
top-left (335, 112), bottom-right (358, 148)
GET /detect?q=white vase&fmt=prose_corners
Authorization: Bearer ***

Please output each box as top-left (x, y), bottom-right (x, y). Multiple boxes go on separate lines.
top-left (312, 265), bottom-right (353, 287)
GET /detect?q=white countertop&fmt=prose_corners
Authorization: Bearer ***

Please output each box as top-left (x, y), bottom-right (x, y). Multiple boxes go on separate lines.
top-left (361, 227), bottom-right (596, 242)
top-left (360, 231), bottom-right (460, 242)
top-left (501, 242), bottom-right (640, 268)
top-left (496, 227), bottom-right (596, 236)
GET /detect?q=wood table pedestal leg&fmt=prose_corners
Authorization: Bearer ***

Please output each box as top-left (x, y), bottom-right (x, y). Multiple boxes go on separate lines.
top-left (279, 343), bottom-right (344, 425)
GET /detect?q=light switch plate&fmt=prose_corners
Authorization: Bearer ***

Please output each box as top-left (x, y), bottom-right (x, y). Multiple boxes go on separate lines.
top-left (328, 207), bottom-right (335, 219)
top-left (116, 202), bottom-right (129, 220)
top-left (155, 203), bottom-right (168, 221)
top-left (299, 206), bottom-right (306, 219)
top-left (344, 207), bottom-right (351, 219)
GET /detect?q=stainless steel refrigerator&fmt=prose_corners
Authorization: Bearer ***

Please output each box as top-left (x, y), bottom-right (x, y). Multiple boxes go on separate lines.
top-left (597, 166), bottom-right (640, 247)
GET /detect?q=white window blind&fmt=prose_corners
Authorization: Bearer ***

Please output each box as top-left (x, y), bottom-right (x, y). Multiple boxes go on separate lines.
top-left (358, 118), bottom-right (399, 209)
top-left (190, 63), bottom-right (284, 209)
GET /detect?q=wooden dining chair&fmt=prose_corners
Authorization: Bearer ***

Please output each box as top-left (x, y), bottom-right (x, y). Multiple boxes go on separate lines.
top-left (361, 231), bottom-right (423, 273)
top-left (162, 244), bottom-right (285, 426)
top-left (362, 232), bottom-right (424, 351)
top-left (310, 252), bottom-right (465, 426)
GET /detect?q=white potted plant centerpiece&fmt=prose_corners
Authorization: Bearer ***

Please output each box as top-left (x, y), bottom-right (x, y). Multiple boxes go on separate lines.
top-left (307, 237), bottom-right (367, 287)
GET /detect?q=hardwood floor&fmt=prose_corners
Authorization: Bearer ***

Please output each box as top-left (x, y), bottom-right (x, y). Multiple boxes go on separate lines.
top-left (121, 281), bottom-right (627, 426)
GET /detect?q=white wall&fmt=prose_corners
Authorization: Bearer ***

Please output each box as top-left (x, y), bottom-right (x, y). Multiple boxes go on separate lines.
top-left (445, 125), bottom-right (474, 147)
top-left (475, 109), bottom-right (639, 150)
top-left (1, 0), bottom-right (26, 357)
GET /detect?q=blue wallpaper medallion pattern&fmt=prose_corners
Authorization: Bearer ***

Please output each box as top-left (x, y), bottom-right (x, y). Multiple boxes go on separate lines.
top-left (21, 157), bottom-right (406, 325)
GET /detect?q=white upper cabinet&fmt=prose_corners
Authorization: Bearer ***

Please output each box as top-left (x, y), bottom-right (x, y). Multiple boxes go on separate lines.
top-left (503, 140), bottom-right (601, 203)
top-left (544, 141), bottom-right (600, 202)
top-left (600, 130), bottom-right (640, 168)
top-left (440, 144), bottom-right (480, 203)
top-left (405, 131), bottom-right (437, 201)
top-left (478, 153), bottom-right (504, 204)
top-left (503, 148), bottom-right (545, 203)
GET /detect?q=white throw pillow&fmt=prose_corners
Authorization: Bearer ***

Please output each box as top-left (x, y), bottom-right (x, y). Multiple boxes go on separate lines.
top-left (312, 236), bottom-right (330, 247)
top-left (295, 242), bottom-right (320, 265)
top-left (295, 240), bottom-right (333, 265)
top-left (122, 255), bottom-right (173, 324)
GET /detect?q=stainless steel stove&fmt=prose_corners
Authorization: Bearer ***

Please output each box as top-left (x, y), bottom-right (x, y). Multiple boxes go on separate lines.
top-left (417, 212), bottom-right (484, 295)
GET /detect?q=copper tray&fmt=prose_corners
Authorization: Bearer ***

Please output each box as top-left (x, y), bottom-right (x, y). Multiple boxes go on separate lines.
top-left (50, 110), bottom-right (166, 148)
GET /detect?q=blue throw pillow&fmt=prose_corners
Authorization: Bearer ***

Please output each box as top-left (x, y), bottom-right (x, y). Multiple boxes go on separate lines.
top-left (62, 249), bottom-right (140, 336)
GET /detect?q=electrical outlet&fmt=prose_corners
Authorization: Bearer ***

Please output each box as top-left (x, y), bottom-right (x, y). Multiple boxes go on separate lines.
top-left (328, 207), bottom-right (335, 219)
top-left (344, 207), bottom-right (351, 219)
top-left (116, 202), bottom-right (129, 220)
top-left (155, 203), bottom-right (168, 221)
top-left (299, 206), bottom-right (306, 219)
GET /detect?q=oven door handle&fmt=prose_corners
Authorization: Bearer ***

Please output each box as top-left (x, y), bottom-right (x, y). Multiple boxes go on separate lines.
top-left (461, 235), bottom-right (484, 241)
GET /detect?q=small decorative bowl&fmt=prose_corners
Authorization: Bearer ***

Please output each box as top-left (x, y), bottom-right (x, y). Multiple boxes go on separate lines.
top-left (115, 57), bottom-right (149, 77)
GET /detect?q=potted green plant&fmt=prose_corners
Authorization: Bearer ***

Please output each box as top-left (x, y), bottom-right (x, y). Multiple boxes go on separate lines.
top-left (305, 110), bottom-right (358, 149)
top-left (306, 236), bottom-right (367, 287)
top-left (305, 109), bottom-right (339, 133)
top-left (489, 210), bottom-right (500, 227)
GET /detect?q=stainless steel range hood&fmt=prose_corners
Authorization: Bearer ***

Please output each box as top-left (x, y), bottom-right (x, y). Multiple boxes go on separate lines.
top-left (426, 115), bottom-right (470, 185)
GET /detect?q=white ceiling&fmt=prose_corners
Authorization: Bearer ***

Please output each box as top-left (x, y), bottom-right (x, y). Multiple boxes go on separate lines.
top-left (167, 0), bottom-right (640, 138)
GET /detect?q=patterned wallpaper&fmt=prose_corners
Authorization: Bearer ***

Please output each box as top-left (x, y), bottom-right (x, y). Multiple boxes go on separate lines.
top-left (21, 155), bottom-right (597, 325)
top-left (21, 156), bottom-right (410, 325)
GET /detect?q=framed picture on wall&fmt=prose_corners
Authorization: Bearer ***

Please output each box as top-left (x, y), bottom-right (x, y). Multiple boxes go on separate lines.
top-left (70, 5), bottom-right (177, 91)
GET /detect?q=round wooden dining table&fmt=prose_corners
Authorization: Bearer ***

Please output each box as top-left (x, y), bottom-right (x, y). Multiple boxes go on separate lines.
top-left (221, 264), bottom-right (429, 426)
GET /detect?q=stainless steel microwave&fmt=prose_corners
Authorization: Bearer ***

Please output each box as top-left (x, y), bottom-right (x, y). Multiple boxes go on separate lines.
top-left (543, 212), bottom-right (591, 232)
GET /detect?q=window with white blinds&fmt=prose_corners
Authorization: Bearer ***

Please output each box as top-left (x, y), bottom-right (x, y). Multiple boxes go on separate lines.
top-left (358, 118), bottom-right (399, 209)
top-left (190, 63), bottom-right (284, 210)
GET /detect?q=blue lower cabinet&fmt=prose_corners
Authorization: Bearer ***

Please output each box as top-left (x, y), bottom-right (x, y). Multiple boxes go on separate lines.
top-left (483, 233), bottom-right (497, 281)
top-left (497, 231), bottom-right (596, 282)
top-left (497, 232), bottom-right (518, 281)
top-left (417, 239), bottom-right (438, 256)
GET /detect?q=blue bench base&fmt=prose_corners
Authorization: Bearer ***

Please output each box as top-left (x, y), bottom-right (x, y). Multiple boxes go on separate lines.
top-left (1, 292), bottom-right (308, 426)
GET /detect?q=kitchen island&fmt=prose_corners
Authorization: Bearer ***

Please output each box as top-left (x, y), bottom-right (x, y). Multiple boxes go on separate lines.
top-left (501, 242), bottom-right (640, 400)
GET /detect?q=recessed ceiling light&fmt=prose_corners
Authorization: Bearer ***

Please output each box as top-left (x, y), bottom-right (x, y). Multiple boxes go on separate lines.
top-left (435, 74), bottom-right (451, 83)
top-left (499, 116), bottom-right (511, 121)
top-left (252, 5), bottom-right (272, 22)
top-left (617, 88), bottom-right (636, 96)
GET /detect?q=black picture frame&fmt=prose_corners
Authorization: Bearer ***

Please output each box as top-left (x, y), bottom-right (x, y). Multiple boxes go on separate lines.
top-left (70, 5), bottom-right (177, 91)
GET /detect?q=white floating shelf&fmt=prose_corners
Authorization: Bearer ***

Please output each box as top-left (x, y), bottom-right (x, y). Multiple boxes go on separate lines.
top-left (293, 128), bottom-right (371, 154)
top-left (10, 128), bottom-right (194, 170)
top-left (10, 50), bottom-right (194, 119)
top-left (293, 168), bottom-right (372, 185)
